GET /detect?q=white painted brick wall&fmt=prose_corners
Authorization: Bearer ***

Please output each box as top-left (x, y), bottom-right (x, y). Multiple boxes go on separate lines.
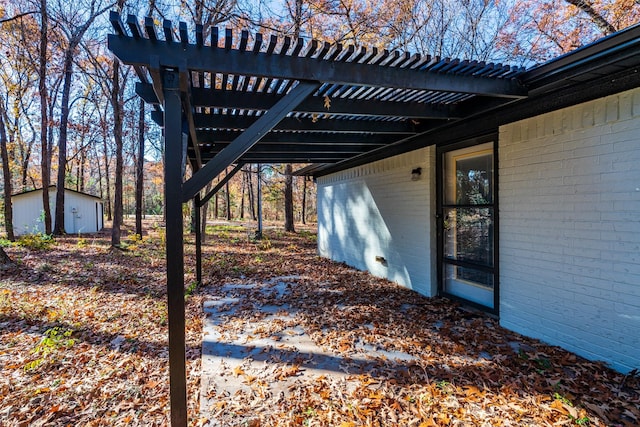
top-left (499, 87), bottom-right (640, 373)
top-left (317, 147), bottom-right (437, 296)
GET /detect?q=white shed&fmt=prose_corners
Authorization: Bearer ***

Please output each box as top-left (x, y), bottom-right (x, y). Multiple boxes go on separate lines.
top-left (12, 186), bottom-right (104, 236)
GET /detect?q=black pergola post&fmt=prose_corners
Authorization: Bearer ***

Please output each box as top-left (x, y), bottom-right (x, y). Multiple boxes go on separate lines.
top-left (163, 70), bottom-right (188, 427)
top-left (195, 193), bottom-right (202, 284)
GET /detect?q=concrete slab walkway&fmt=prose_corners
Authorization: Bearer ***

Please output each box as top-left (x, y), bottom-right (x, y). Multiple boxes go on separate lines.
top-left (200, 276), bottom-right (420, 425)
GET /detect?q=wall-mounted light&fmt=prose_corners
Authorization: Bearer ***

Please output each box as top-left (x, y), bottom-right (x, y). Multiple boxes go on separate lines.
top-left (411, 167), bottom-right (422, 181)
top-left (375, 256), bottom-right (387, 266)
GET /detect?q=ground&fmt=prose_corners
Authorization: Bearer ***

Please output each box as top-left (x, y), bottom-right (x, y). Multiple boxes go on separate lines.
top-left (0, 219), bottom-right (638, 426)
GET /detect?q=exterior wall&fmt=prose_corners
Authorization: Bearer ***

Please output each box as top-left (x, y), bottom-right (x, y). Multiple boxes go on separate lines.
top-left (499, 87), bottom-right (640, 373)
top-left (12, 188), bottom-right (103, 236)
top-left (12, 190), bottom-right (54, 235)
top-left (317, 147), bottom-right (437, 296)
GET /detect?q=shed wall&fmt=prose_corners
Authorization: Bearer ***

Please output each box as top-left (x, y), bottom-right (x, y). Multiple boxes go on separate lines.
top-left (12, 189), bottom-right (103, 236)
top-left (499, 87), bottom-right (640, 373)
top-left (317, 147), bottom-right (437, 296)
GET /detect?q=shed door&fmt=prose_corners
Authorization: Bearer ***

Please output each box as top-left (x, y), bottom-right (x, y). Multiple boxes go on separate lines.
top-left (438, 140), bottom-right (497, 312)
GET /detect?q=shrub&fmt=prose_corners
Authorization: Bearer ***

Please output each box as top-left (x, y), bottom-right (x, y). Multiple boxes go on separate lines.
top-left (17, 233), bottom-right (55, 250)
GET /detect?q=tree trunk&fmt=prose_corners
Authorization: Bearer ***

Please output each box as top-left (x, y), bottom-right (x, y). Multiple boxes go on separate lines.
top-left (284, 163), bottom-right (295, 232)
top-left (214, 175), bottom-right (219, 218)
top-left (0, 101), bottom-right (14, 241)
top-left (111, 58), bottom-right (124, 246)
top-left (225, 167), bottom-right (231, 220)
top-left (102, 135), bottom-right (112, 221)
top-left (240, 170), bottom-right (245, 219)
top-left (53, 49), bottom-right (75, 235)
top-left (79, 147), bottom-right (86, 192)
top-left (200, 181), bottom-right (212, 243)
top-left (0, 246), bottom-right (13, 269)
top-left (301, 175), bottom-right (307, 225)
top-left (135, 99), bottom-right (145, 237)
top-left (247, 165), bottom-right (256, 220)
top-left (39, 0), bottom-right (51, 235)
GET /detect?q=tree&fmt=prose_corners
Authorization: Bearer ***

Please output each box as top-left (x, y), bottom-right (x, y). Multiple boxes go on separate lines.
top-left (39, 0), bottom-right (52, 234)
top-left (110, 55), bottom-right (124, 245)
top-left (498, 0), bottom-right (640, 62)
top-left (0, 95), bottom-right (14, 241)
top-left (135, 99), bottom-right (144, 237)
top-left (284, 163), bottom-right (295, 232)
top-left (0, 245), bottom-right (13, 268)
top-left (52, 0), bottom-right (112, 235)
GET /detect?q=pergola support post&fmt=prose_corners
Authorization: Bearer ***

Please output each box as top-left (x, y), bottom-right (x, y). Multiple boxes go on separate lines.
top-left (195, 193), bottom-right (202, 284)
top-left (163, 70), bottom-right (188, 427)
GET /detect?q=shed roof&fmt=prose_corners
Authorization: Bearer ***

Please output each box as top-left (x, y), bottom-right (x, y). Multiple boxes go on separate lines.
top-left (12, 186), bottom-right (102, 200)
top-left (108, 13), bottom-right (640, 179)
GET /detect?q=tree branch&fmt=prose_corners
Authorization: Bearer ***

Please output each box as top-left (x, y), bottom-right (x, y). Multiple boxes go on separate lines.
top-left (0, 11), bottom-right (38, 24)
top-left (564, 0), bottom-right (617, 34)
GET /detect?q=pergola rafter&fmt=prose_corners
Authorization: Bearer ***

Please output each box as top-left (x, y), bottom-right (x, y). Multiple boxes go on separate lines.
top-left (107, 10), bottom-right (640, 426)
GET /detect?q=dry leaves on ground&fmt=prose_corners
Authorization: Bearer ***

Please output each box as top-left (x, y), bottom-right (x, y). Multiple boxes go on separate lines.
top-left (0, 221), bottom-right (638, 427)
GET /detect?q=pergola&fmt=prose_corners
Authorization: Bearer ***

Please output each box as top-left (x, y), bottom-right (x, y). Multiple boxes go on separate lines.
top-left (107, 12), bottom-right (640, 426)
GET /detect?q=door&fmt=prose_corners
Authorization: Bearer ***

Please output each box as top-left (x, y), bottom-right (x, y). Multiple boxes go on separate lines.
top-left (438, 139), bottom-right (497, 311)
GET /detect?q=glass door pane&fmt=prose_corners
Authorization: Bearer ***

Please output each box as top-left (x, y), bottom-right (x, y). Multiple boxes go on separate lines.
top-left (441, 142), bottom-right (496, 309)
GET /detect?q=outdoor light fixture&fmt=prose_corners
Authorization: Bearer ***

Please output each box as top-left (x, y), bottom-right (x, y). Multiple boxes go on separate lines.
top-left (411, 167), bottom-right (422, 181)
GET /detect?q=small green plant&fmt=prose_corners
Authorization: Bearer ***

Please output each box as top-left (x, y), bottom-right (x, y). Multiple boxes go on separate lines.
top-left (553, 392), bottom-right (572, 405)
top-left (127, 233), bottom-right (143, 244)
top-left (533, 356), bottom-right (552, 373)
top-left (185, 281), bottom-right (198, 296)
top-left (257, 236), bottom-right (272, 251)
top-left (0, 237), bottom-right (13, 247)
top-left (24, 327), bottom-right (75, 371)
top-left (436, 380), bottom-right (451, 391)
top-left (298, 230), bottom-right (317, 242)
top-left (77, 237), bottom-right (88, 248)
top-left (302, 407), bottom-right (317, 426)
top-left (17, 233), bottom-right (55, 250)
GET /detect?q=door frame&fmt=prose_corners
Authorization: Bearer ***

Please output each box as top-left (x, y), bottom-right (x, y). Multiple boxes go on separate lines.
top-left (436, 134), bottom-right (500, 315)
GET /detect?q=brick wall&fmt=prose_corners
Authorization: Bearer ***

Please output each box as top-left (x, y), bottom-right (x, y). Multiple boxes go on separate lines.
top-left (499, 87), bottom-right (640, 373)
top-left (317, 147), bottom-right (437, 296)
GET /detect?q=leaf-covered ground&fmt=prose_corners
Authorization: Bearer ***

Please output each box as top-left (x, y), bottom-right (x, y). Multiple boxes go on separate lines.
top-left (0, 221), bottom-right (638, 426)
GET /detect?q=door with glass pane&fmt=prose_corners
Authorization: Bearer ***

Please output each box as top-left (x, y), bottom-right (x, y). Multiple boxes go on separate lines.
top-left (438, 140), bottom-right (497, 311)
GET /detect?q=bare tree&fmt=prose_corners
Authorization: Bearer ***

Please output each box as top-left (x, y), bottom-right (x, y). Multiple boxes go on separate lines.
top-left (39, 0), bottom-right (52, 234)
top-left (135, 98), bottom-right (145, 237)
top-left (52, 0), bottom-right (113, 235)
top-left (110, 55), bottom-right (124, 245)
top-left (284, 163), bottom-right (295, 232)
top-left (0, 96), bottom-right (14, 241)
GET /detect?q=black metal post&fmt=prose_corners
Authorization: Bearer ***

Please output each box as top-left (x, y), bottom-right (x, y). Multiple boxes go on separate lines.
top-left (163, 70), bottom-right (188, 427)
top-left (257, 163), bottom-right (263, 239)
top-left (195, 193), bottom-right (202, 284)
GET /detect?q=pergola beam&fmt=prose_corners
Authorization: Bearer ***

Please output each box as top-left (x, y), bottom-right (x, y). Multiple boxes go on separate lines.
top-left (181, 80), bottom-right (321, 202)
top-left (136, 83), bottom-right (458, 119)
top-left (109, 37), bottom-right (527, 97)
top-left (195, 130), bottom-right (404, 144)
top-left (192, 115), bottom-right (421, 134)
top-left (179, 66), bottom-right (202, 169)
top-left (198, 143), bottom-right (380, 154)
top-left (201, 154), bottom-right (348, 162)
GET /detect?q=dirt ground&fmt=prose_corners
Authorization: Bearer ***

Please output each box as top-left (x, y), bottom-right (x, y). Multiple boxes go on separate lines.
top-left (0, 219), bottom-right (638, 426)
